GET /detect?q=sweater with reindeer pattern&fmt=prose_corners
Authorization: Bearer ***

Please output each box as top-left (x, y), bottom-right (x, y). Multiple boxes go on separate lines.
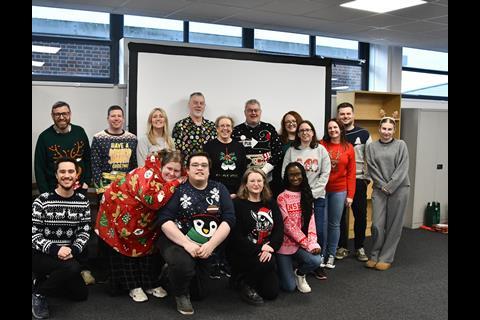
top-left (32, 191), bottom-right (91, 257)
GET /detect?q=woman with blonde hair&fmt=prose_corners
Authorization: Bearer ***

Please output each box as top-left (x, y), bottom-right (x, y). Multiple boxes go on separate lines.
top-left (137, 107), bottom-right (175, 166)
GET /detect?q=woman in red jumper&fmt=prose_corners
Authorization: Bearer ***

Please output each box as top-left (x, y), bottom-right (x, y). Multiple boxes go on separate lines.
top-left (320, 119), bottom-right (356, 269)
top-left (95, 149), bottom-right (185, 302)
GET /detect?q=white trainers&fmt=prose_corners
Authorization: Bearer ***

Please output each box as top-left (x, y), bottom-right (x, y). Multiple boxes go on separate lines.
top-left (294, 269), bottom-right (311, 293)
top-left (129, 287), bottom-right (148, 302)
top-left (80, 270), bottom-right (96, 285)
top-left (356, 248), bottom-right (369, 262)
top-left (325, 255), bottom-right (336, 269)
top-left (145, 286), bottom-right (167, 298)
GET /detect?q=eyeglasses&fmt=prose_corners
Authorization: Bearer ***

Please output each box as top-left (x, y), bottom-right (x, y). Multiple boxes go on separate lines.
top-left (190, 163), bottom-right (209, 168)
top-left (246, 109), bottom-right (261, 114)
top-left (284, 121), bottom-right (297, 125)
top-left (52, 112), bottom-right (70, 118)
top-left (299, 128), bottom-right (312, 133)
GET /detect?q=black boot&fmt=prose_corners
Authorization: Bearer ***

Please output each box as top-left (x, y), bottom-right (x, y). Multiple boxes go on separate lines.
top-left (240, 282), bottom-right (264, 306)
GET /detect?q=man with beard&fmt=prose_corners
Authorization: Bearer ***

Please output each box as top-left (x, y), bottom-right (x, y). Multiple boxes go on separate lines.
top-left (172, 92), bottom-right (217, 162)
top-left (32, 157), bottom-right (92, 319)
top-left (335, 102), bottom-right (372, 263)
top-left (34, 101), bottom-right (91, 195)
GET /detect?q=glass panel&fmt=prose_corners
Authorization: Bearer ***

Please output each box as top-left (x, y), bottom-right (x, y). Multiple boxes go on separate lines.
top-left (254, 29), bottom-right (309, 55)
top-left (32, 6), bottom-right (109, 39)
top-left (402, 70), bottom-right (448, 97)
top-left (124, 15), bottom-right (183, 42)
top-left (32, 40), bottom-right (110, 78)
top-left (189, 22), bottom-right (242, 47)
top-left (332, 64), bottom-right (362, 92)
top-left (316, 36), bottom-right (358, 60)
top-left (402, 47), bottom-right (448, 71)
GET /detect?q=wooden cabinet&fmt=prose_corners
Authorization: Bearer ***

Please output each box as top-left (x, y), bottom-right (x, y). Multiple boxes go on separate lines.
top-left (335, 90), bottom-right (402, 238)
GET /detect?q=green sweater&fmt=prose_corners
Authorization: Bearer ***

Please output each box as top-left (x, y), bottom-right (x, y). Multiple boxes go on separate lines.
top-left (34, 124), bottom-right (92, 193)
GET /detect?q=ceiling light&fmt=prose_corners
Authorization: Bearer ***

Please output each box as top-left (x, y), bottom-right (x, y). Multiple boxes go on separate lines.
top-left (32, 45), bottom-right (61, 54)
top-left (340, 0), bottom-right (426, 13)
top-left (32, 61), bottom-right (45, 67)
top-left (333, 86), bottom-right (349, 90)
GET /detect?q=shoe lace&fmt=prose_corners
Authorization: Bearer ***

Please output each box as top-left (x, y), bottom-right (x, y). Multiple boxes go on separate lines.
top-left (358, 248), bottom-right (366, 255)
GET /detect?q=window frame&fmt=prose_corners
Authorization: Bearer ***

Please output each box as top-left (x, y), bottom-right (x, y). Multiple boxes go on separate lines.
top-left (401, 66), bottom-right (448, 101)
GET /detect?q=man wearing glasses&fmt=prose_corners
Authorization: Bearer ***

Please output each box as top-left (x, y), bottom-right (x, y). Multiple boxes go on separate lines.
top-left (34, 101), bottom-right (91, 195)
top-left (155, 152), bottom-right (235, 315)
top-left (232, 99), bottom-right (283, 185)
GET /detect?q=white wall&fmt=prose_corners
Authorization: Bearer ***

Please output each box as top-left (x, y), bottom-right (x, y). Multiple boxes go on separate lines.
top-left (32, 83), bottom-right (126, 182)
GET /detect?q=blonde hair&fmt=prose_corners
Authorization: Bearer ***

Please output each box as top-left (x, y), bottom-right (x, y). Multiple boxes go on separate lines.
top-left (237, 168), bottom-right (272, 204)
top-left (147, 107), bottom-right (175, 150)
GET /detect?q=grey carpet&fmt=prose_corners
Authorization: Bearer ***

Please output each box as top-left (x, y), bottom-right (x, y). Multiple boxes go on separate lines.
top-left (41, 228), bottom-right (447, 320)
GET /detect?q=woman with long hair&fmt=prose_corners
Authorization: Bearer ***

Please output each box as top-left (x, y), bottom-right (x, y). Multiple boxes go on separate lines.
top-left (320, 119), bottom-right (356, 270)
top-left (136, 107), bottom-right (175, 166)
top-left (276, 162), bottom-right (322, 293)
top-left (271, 111), bottom-right (303, 197)
top-left (227, 168), bottom-right (284, 305)
top-left (281, 120), bottom-right (330, 280)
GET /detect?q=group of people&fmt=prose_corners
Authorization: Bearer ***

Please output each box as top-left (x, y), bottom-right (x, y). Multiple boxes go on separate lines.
top-left (32, 92), bottom-right (410, 318)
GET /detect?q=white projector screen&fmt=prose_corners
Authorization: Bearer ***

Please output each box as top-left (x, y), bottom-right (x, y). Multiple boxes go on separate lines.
top-left (128, 43), bottom-right (331, 139)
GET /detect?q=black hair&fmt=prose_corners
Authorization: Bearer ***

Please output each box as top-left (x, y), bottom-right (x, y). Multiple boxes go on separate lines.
top-left (107, 105), bottom-right (124, 117)
top-left (283, 162), bottom-right (314, 235)
top-left (186, 151), bottom-right (212, 169)
top-left (54, 157), bottom-right (79, 173)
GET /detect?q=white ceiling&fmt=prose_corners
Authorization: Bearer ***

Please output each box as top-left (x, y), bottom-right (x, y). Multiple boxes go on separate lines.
top-left (32, 0), bottom-right (448, 52)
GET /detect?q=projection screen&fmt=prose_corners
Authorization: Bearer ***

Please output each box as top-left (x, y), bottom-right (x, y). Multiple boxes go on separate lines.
top-left (128, 43), bottom-right (331, 138)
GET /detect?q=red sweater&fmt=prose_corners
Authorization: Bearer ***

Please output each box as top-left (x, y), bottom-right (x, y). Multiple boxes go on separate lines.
top-left (319, 140), bottom-right (356, 199)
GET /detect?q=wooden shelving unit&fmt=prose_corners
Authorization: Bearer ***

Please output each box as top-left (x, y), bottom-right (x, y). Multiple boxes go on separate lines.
top-left (336, 90), bottom-right (402, 239)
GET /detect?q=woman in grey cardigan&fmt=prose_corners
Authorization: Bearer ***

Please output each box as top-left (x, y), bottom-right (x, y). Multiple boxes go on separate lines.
top-left (365, 117), bottom-right (410, 271)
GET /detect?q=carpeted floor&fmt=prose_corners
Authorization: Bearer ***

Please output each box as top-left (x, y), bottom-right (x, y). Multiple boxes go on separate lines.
top-left (38, 228), bottom-right (448, 320)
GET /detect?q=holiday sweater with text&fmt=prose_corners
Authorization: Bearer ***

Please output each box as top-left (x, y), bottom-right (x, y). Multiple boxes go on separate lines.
top-left (91, 129), bottom-right (137, 194)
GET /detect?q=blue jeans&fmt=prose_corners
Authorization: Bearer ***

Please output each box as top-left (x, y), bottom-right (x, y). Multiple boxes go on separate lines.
top-left (313, 197), bottom-right (327, 254)
top-left (276, 249), bottom-right (322, 292)
top-left (325, 191), bottom-right (347, 257)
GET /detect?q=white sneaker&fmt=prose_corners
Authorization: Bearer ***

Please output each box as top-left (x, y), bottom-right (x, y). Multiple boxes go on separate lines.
top-left (145, 286), bottom-right (167, 298)
top-left (129, 287), bottom-right (148, 302)
top-left (294, 269), bottom-right (311, 293)
top-left (325, 255), bottom-right (336, 269)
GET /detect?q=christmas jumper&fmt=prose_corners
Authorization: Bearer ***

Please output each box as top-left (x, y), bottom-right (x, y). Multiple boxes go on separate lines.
top-left (232, 122), bottom-right (283, 180)
top-left (156, 180), bottom-right (235, 244)
top-left (277, 190), bottom-right (319, 255)
top-left (345, 126), bottom-right (372, 180)
top-left (34, 124), bottom-right (92, 193)
top-left (319, 140), bottom-right (356, 199)
top-left (203, 139), bottom-right (247, 194)
top-left (228, 198), bottom-right (284, 256)
top-left (91, 129), bottom-right (137, 194)
top-left (172, 116), bottom-right (216, 161)
top-left (32, 191), bottom-right (91, 256)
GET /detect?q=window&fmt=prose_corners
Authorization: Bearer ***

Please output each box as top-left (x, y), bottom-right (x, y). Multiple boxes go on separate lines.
top-left (32, 39), bottom-right (111, 79)
top-left (32, 6), bottom-right (109, 39)
top-left (189, 22), bottom-right (242, 47)
top-left (124, 15), bottom-right (183, 42)
top-left (402, 47), bottom-right (448, 99)
top-left (315, 36), bottom-right (366, 93)
top-left (254, 29), bottom-right (309, 55)
top-left (316, 36), bottom-right (358, 60)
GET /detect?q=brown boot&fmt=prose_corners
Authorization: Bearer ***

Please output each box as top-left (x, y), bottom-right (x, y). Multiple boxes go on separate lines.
top-left (365, 260), bottom-right (377, 268)
top-left (375, 262), bottom-right (392, 271)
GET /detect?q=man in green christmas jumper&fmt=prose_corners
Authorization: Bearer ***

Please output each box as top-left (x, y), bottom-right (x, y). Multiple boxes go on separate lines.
top-left (34, 101), bottom-right (92, 195)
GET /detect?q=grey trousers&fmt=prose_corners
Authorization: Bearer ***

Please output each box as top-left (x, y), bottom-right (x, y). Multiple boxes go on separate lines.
top-left (370, 186), bottom-right (410, 264)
